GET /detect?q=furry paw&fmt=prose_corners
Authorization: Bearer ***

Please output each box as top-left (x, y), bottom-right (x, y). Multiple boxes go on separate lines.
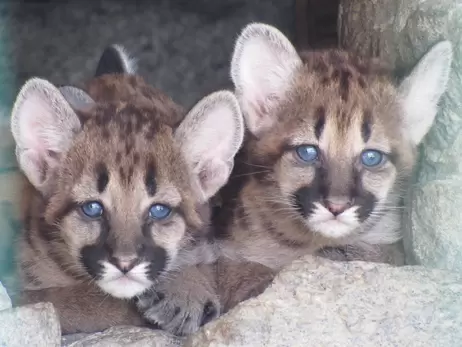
top-left (136, 269), bottom-right (220, 336)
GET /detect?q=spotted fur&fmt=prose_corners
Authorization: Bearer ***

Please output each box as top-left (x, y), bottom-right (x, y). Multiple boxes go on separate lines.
top-left (137, 23), bottom-right (453, 336)
top-left (11, 45), bottom-right (244, 333)
top-left (216, 23), bottom-right (452, 268)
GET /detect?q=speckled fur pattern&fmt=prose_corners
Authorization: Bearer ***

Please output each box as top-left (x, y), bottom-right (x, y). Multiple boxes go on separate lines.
top-left (136, 24), bottom-right (452, 336)
top-left (11, 45), bottom-right (245, 333)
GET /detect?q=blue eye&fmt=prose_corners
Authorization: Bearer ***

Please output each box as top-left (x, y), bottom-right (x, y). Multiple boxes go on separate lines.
top-left (149, 204), bottom-right (172, 220)
top-left (296, 145), bottom-right (319, 163)
top-left (81, 201), bottom-right (104, 218)
top-left (361, 150), bottom-right (384, 167)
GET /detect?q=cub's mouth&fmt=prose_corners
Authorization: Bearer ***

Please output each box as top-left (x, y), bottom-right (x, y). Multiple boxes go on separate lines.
top-left (80, 241), bottom-right (168, 299)
top-left (95, 260), bottom-right (156, 299)
top-left (303, 202), bottom-right (361, 239)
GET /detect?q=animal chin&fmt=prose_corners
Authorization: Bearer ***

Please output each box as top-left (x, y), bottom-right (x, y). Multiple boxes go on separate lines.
top-left (96, 262), bottom-right (153, 299)
top-left (310, 219), bottom-right (355, 239)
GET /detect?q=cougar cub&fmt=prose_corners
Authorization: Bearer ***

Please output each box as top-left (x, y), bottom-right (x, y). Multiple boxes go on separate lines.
top-left (137, 23), bottom-right (453, 336)
top-left (11, 45), bottom-right (243, 333)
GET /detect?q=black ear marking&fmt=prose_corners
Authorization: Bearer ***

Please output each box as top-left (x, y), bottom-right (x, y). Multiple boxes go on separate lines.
top-left (94, 44), bottom-right (136, 77)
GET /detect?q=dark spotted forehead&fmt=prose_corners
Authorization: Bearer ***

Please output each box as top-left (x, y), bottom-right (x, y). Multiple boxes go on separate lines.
top-left (283, 50), bottom-right (402, 141)
top-left (297, 50), bottom-right (396, 105)
top-left (79, 102), bottom-right (164, 141)
top-left (300, 50), bottom-right (394, 87)
top-left (63, 73), bottom-right (194, 193)
top-left (91, 157), bottom-right (158, 197)
top-left (65, 99), bottom-right (192, 198)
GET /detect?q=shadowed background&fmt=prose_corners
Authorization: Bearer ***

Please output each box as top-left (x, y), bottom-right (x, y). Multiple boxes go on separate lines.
top-left (4, 0), bottom-right (296, 109)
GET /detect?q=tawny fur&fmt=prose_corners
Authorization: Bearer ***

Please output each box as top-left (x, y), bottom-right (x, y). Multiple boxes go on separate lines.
top-left (137, 24), bottom-right (451, 336)
top-left (12, 43), bottom-right (245, 335)
top-left (13, 75), bottom-right (200, 331)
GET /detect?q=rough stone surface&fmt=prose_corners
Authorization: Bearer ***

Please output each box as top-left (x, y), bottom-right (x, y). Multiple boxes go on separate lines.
top-left (339, 0), bottom-right (462, 271)
top-left (0, 302), bottom-right (61, 347)
top-left (63, 326), bottom-right (182, 347)
top-left (186, 256), bottom-right (462, 347)
top-left (0, 281), bottom-right (11, 311)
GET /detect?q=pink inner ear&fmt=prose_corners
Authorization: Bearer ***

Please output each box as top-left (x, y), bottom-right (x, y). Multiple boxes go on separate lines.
top-left (19, 148), bottom-right (49, 186)
top-left (17, 94), bottom-right (56, 154)
top-left (195, 158), bottom-right (230, 201)
top-left (246, 97), bottom-right (267, 120)
top-left (244, 95), bottom-right (275, 136)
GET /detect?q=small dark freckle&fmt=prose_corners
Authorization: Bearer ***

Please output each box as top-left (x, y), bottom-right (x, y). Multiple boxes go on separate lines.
top-left (314, 106), bottom-right (326, 139)
top-left (95, 162), bottom-right (109, 193)
top-left (358, 77), bottom-right (366, 88)
top-left (134, 116), bottom-right (143, 132)
top-left (133, 153), bottom-right (140, 165)
top-left (102, 129), bottom-right (110, 139)
top-left (362, 109), bottom-right (372, 142)
top-left (339, 69), bottom-right (351, 102)
top-left (95, 117), bottom-right (103, 127)
top-left (145, 123), bottom-right (157, 140)
top-left (125, 120), bottom-right (133, 135)
top-left (129, 75), bottom-right (138, 86)
top-left (102, 113), bottom-right (111, 125)
top-left (357, 64), bottom-right (368, 75)
top-left (119, 167), bottom-right (126, 182)
top-left (145, 161), bottom-right (157, 196)
top-left (127, 166), bottom-right (134, 184)
top-left (115, 152), bottom-right (122, 164)
top-left (125, 141), bottom-right (133, 155)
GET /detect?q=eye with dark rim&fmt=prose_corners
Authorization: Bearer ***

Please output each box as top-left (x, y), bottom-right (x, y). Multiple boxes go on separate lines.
top-left (295, 145), bottom-right (319, 164)
top-left (148, 203), bottom-right (172, 221)
top-left (80, 201), bottom-right (104, 219)
top-left (360, 149), bottom-right (386, 168)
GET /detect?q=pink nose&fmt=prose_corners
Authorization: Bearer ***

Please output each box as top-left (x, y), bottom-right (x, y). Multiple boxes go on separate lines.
top-left (324, 199), bottom-right (352, 216)
top-left (113, 256), bottom-right (137, 274)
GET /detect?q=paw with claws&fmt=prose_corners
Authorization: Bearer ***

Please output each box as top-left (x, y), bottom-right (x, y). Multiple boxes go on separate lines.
top-left (136, 265), bottom-right (220, 336)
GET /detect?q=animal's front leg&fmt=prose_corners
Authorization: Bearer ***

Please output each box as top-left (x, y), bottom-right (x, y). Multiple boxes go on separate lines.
top-left (317, 240), bottom-right (405, 265)
top-left (18, 283), bottom-right (145, 334)
top-left (215, 258), bottom-right (276, 313)
top-left (136, 263), bottom-right (220, 336)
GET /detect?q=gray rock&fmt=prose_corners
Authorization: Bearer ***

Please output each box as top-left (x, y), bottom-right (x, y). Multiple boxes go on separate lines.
top-left (0, 302), bottom-right (61, 347)
top-left (339, 0), bottom-right (462, 272)
top-left (0, 281), bottom-right (11, 311)
top-left (186, 256), bottom-right (462, 347)
top-left (62, 333), bottom-right (91, 346)
top-left (64, 326), bottom-right (182, 347)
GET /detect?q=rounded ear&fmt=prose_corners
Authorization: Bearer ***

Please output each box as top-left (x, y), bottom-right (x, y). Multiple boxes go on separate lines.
top-left (59, 86), bottom-right (95, 112)
top-left (94, 44), bottom-right (137, 77)
top-left (398, 40), bottom-right (453, 145)
top-left (175, 91), bottom-right (244, 203)
top-left (231, 23), bottom-right (302, 136)
top-left (11, 78), bottom-right (82, 191)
